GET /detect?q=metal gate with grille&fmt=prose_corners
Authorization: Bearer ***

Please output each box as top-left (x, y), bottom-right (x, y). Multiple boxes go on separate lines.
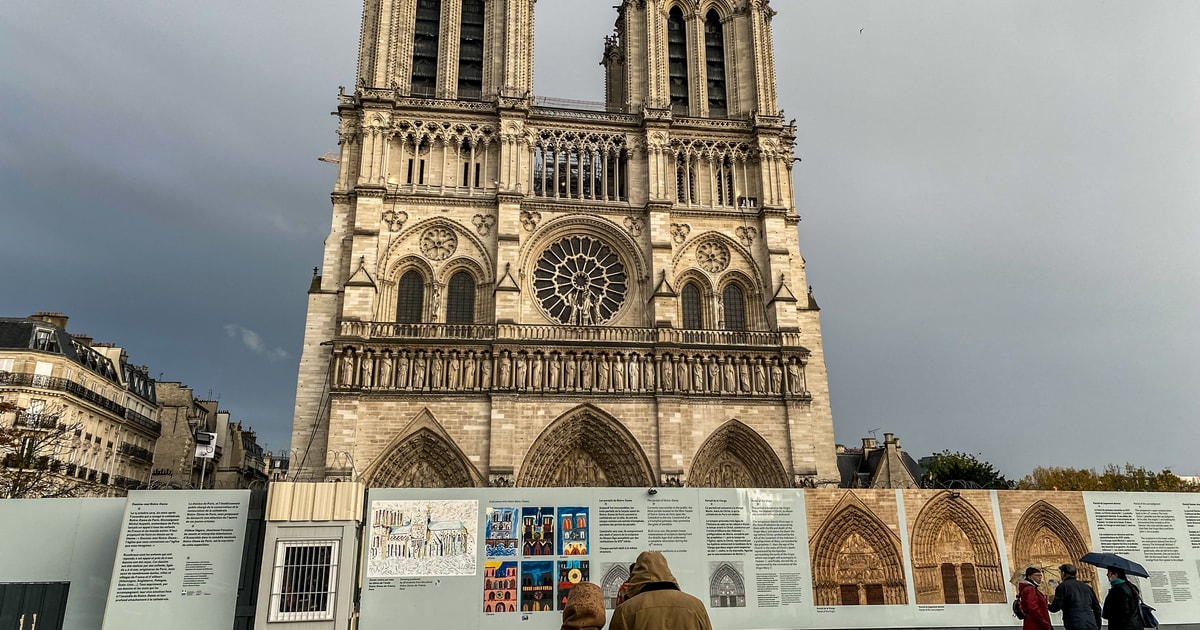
top-left (0, 582), bottom-right (70, 630)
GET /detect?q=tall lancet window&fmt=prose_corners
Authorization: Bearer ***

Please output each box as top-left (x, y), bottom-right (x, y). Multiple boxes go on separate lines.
top-left (446, 271), bottom-right (476, 324)
top-left (411, 0), bottom-right (441, 96)
top-left (681, 283), bottom-right (704, 329)
top-left (704, 11), bottom-right (727, 116)
top-left (722, 284), bottom-right (746, 332)
top-left (458, 0), bottom-right (485, 99)
top-left (667, 7), bottom-right (689, 114)
top-left (397, 270), bottom-right (425, 323)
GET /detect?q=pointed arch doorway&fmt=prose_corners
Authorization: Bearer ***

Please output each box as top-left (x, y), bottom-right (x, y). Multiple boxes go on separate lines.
top-left (362, 409), bottom-right (483, 488)
top-left (517, 405), bottom-right (654, 487)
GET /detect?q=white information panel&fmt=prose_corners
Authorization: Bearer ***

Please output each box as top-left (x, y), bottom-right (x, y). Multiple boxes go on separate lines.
top-left (101, 490), bottom-right (250, 629)
top-left (359, 488), bottom-right (1200, 630)
top-left (1084, 491), bottom-right (1200, 623)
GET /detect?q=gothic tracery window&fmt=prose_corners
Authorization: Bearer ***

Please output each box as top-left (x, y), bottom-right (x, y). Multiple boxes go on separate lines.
top-left (705, 11), bottom-right (727, 117)
top-left (533, 236), bottom-right (627, 326)
top-left (411, 0), bottom-right (441, 96)
top-left (397, 270), bottom-right (425, 323)
top-left (457, 0), bottom-right (485, 99)
top-left (446, 271), bottom-right (476, 325)
top-left (681, 283), bottom-right (704, 329)
top-left (667, 7), bottom-right (689, 114)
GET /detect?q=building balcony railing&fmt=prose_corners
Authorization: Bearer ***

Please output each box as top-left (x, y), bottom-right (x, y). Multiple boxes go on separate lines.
top-left (0, 371), bottom-right (161, 437)
top-left (118, 442), bottom-right (154, 464)
top-left (339, 321), bottom-right (804, 349)
top-left (13, 411), bottom-right (65, 431)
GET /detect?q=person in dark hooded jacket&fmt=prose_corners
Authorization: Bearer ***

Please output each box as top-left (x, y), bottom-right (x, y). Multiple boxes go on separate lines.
top-left (1049, 563), bottom-right (1101, 630)
top-left (609, 551), bottom-right (712, 630)
top-left (1102, 568), bottom-right (1145, 630)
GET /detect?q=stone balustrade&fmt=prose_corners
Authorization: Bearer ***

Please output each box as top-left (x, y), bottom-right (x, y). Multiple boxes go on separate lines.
top-left (338, 321), bottom-right (804, 349)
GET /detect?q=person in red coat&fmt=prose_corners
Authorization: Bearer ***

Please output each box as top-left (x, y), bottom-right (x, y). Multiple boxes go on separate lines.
top-left (1019, 567), bottom-right (1053, 630)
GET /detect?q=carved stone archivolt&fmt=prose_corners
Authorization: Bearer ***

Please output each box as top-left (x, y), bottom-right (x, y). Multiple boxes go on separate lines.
top-left (1010, 500), bottom-right (1095, 590)
top-left (910, 495), bottom-right (1006, 605)
top-left (517, 405), bottom-right (654, 487)
top-left (363, 412), bottom-right (482, 488)
top-left (687, 419), bottom-right (789, 488)
top-left (809, 493), bottom-right (908, 606)
top-left (333, 346), bottom-right (809, 399)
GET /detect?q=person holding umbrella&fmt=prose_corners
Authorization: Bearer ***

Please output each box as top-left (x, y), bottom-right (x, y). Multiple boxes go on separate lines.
top-left (1049, 563), bottom-right (1102, 630)
top-left (1102, 568), bottom-right (1145, 630)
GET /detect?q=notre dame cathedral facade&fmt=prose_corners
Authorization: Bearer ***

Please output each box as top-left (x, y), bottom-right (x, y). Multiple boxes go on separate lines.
top-left (290, 0), bottom-right (838, 488)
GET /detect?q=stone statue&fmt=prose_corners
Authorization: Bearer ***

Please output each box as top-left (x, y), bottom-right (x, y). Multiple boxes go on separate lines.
top-left (692, 359), bottom-right (705, 393)
top-left (754, 360), bottom-right (767, 394)
top-left (770, 360), bottom-right (783, 394)
top-left (661, 357), bottom-right (674, 391)
top-left (515, 353), bottom-right (528, 390)
top-left (580, 355), bottom-right (593, 390)
top-left (361, 353), bottom-right (374, 388)
top-left (708, 359), bottom-right (721, 393)
top-left (787, 360), bottom-right (801, 393)
top-left (597, 357), bottom-right (610, 390)
top-left (448, 354), bottom-right (461, 389)
top-left (431, 354), bottom-right (444, 389)
top-left (724, 359), bottom-right (737, 393)
top-left (627, 354), bottom-right (639, 391)
top-left (339, 350), bottom-right (355, 386)
top-left (397, 351), bottom-right (410, 389)
top-left (547, 355), bottom-right (560, 390)
top-left (462, 352), bottom-right (475, 389)
top-left (643, 356), bottom-right (655, 391)
top-left (564, 355), bottom-right (577, 391)
top-left (412, 354), bottom-right (427, 389)
top-left (480, 355), bottom-right (492, 389)
top-left (613, 355), bottom-right (625, 391)
top-left (499, 352), bottom-right (512, 389)
top-left (379, 351), bottom-right (394, 388)
top-left (530, 354), bottom-right (542, 390)
top-left (739, 359), bottom-right (751, 393)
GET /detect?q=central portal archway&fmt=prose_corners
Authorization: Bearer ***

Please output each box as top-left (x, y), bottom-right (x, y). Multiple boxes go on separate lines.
top-left (517, 404), bottom-right (654, 487)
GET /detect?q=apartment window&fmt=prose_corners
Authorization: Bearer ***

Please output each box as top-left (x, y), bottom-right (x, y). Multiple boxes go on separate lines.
top-left (667, 7), bottom-right (689, 114)
top-left (269, 540), bottom-right (338, 622)
top-left (33, 328), bottom-right (58, 352)
top-left (411, 0), bottom-right (441, 96)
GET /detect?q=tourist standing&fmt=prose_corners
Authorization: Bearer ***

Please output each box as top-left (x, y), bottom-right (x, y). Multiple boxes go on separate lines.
top-left (1049, 563), bottom-right (1101, 630)
top-left (610, 551), bottom-right (712, 630)
top-left (1102, 568), bottom-right (1145, 630)
top-left (1018, 566), bottom-right (1053, 630)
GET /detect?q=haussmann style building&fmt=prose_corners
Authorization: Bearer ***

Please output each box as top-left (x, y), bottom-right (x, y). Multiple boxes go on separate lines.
top-left (290, 0), bottom-right (838, 489)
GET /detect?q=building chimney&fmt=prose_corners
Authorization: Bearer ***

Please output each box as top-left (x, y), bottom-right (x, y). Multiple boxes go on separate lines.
top-left (862, 437), bottom-right (876, 451)
top-left (835, 444), bottom-right (845, 454)
top-left (30, 312), bottom-right (68, 330)
top-left (884, 432), bottom-right (896, 445)
top-left (71, 333), bottom-right (93, 348)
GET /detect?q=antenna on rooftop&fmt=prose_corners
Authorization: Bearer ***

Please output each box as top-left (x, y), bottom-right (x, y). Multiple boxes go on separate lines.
top-left (318, 151), bottom-right (340, 164)
top-left (868, 427), bottom-right (881, 440)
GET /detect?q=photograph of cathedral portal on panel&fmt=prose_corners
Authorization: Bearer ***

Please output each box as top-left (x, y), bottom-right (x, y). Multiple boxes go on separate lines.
top-left (904, 490), bottom-right (1007, 604)
top-left (708, 561), bottom-right (747, 608)
top-left (997, 492), bottom-right (1098, 596)
top-left (806, 490), bottom-right (908, 605)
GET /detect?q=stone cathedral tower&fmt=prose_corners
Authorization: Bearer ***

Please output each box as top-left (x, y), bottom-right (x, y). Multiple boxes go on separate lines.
top-left (290, 0), bottom-right (838, 488)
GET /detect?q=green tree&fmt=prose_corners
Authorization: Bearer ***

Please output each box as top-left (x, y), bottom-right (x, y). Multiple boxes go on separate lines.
top-left (0, 398), bottom-right (85, 499)
top-left (1018, 464), bottom-right (1200, 492)
top-left (921, 450), bottom-right (1013, 490)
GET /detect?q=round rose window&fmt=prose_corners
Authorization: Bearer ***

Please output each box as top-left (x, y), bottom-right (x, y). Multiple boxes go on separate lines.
top-left (533, 236), bottom-right (627, 325)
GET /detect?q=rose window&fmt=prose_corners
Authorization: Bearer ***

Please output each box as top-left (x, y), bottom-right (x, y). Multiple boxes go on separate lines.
top-left (696, 240), bottom-right (730, 273)
top-left (533, 236), bottom-right (627, 325)
top-left (420, 227), bottom-right (458, 261)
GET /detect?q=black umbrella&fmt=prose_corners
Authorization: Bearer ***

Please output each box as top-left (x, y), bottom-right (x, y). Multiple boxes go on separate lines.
top-left (1080, 552), bottom-right (1150, 578)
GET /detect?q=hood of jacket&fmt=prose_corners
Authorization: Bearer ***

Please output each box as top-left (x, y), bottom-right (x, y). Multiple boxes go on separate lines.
top-left (561, 582), bottom-right (606, 630)
top-left (627, 551), bottom-right (680, 598)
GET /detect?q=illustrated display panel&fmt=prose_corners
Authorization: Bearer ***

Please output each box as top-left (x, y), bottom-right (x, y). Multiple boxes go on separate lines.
top-left (357, 488), bottom-right (1200, 630)
top-left (1083, 491), bottom-right (1200, 622)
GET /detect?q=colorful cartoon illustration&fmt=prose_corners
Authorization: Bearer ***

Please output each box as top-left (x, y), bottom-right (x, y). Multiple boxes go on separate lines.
top-left (485, 507), bottom-right (519, 557)
top-left (521, 561), bottom-right (555, 612)
top-left (557, 560), bottom-right (590, 610)
top-left (521, 507), bottom-right (555, 556)
top-left (557, 507), bottom-right (589, 555)
top-left (484, 561), bottom-right (518, 613)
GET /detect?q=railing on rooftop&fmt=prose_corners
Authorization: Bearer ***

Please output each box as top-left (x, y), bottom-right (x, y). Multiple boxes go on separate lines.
top-left (0, 372), bottom-right (162, 437)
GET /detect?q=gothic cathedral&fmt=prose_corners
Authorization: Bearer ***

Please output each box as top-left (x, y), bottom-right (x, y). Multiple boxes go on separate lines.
top-left (290, 0), bottom-right (838, 488)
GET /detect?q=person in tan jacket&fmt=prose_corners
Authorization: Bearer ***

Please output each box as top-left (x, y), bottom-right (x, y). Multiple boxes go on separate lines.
top-left (609, 551), bottom-right (713, 630)
top-left (561, 581), bottom-right (606, 630)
